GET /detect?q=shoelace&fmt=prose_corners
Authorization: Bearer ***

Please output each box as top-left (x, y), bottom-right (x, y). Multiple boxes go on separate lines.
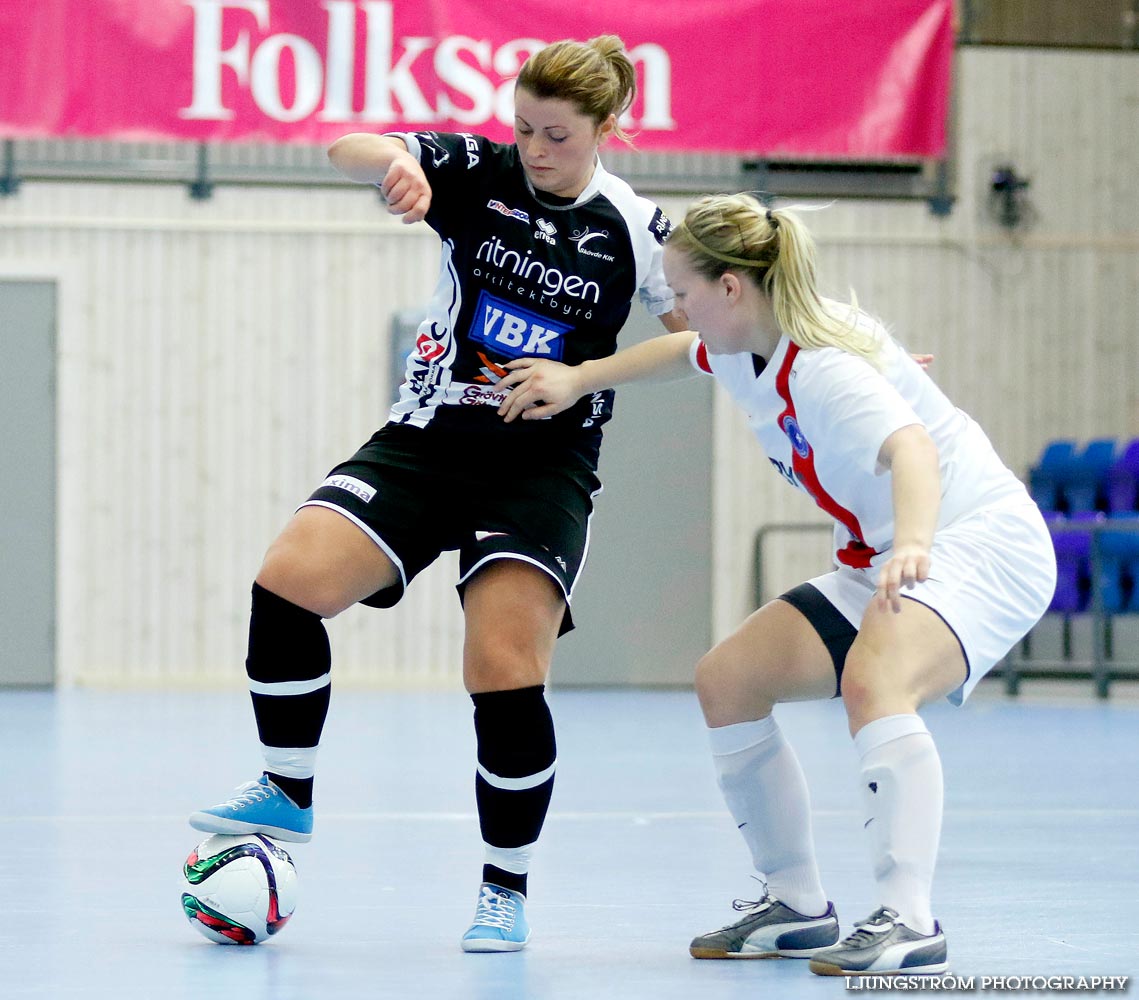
top-left (472, 887), bottom-right (517, 931)
top-left (223, 780), bottom-right (272, 807)
top-left (731, 877), bottom-right (775, 914)
top-left (840, 907), bottom-right (898, 946)
top-left (731, 894), bottom-right (775, 915)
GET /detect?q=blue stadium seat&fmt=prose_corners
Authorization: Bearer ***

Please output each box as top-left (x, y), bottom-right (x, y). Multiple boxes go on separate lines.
top-left (1047, 511), bottom-right (1092, 612)
top-left (1028, 440), bottom-right (1076, 513)
top-left (1099, 513), bottom-right (1139, 613)
top-left (1106, 438), bottom-right (1139, 515)
top-left (1063, 438), bottom-right (1116, 514)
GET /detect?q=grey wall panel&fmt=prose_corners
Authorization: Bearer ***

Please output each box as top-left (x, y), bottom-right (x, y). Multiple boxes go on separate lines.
top-left (0, 280), bottom-right (56, 686)
top-left (552, 308), bottom-right (714, 688)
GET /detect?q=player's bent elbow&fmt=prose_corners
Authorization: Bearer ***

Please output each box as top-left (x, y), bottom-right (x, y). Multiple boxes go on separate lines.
top-left (327, 133), bottom-right (365, 164)
top-left (328, 133), bottom-right (403, 177)
top-left (878, 423), bottom-right (937, 472)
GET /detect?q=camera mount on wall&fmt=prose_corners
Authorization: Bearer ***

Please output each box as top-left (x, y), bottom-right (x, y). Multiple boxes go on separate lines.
top-left (989, 164), bottom-right (1031, 230)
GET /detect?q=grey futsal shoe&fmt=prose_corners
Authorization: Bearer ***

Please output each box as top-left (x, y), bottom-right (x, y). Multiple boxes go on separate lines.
top-left (689, 893), bottom-right (840, 959)
top-left (809, 906), bottom-right (948, 976)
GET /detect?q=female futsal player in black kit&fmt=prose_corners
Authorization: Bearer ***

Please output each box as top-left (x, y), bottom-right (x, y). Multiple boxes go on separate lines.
top-left (189, 35), bottom-right (688, 951)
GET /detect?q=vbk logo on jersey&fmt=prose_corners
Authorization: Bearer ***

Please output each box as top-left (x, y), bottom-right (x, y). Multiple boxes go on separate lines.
top-left (780, 414), bottom-right (811, 458)
top-left (470, 290), bottom-right (570, 360)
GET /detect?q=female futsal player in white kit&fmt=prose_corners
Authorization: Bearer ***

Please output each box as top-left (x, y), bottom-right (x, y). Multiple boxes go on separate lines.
top-left (496, 192), bottom-right (1056, 976)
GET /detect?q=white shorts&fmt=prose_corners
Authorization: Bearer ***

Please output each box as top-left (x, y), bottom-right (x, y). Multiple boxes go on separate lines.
top-left (804, 500), bottom-right (1056, 704)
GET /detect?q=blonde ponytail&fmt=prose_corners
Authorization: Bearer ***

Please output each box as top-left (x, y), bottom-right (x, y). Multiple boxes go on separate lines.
top-left (670, 194), bottom-right (884, 366)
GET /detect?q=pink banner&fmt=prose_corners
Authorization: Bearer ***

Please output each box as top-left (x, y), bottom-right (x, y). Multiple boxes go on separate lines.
top-left (1, 1), bottom-right (953, 157)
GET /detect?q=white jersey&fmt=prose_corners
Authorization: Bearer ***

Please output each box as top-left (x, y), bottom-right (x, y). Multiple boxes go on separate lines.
top-left (690, 321), bottom-right (1030, 570)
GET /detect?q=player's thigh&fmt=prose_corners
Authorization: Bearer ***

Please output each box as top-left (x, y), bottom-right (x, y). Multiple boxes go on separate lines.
top-left (696, 598), bottom-right (838, 727)
top-left (257, 505), bottom-right (401, 619)
top-left (841, 596), bottom-right (967, 733)
top-left (462, 559), bottom-right (565, 694)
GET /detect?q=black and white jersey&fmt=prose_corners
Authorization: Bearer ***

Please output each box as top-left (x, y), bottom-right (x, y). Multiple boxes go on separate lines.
top-left (386, 130), bottom-right (674, 439)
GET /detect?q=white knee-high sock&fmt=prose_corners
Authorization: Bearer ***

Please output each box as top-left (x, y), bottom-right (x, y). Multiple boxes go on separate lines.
top-left (709, 716), bottom-right (828, 916)
top-left (853, 714), bottom-right (943, 936)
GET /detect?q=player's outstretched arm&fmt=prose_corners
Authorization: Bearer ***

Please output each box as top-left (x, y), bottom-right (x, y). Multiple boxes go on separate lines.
top-left (327, 134), bottom-right (432, 223)
top-left (497, 330), bottom-right (698, 423)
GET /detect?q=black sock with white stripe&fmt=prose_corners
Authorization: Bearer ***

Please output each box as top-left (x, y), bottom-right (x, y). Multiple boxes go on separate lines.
top-left (471, 685), bottom-right (557, 898)
top-left (245, 582), bottom-right (331, 810)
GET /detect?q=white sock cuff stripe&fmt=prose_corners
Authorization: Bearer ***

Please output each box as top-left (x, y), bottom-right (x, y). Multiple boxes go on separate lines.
top-left (476, 760), bottom-right (556, 791)
top-left (853, 713), bottom-right (929, 758)
top-left (248, 672), bottom-right (331, 696)
top-left (261, 744), bottom-right (318, 778)
top-left (483, 841), bottom-right (536, 875)
top-left (707, 715), bottom-right (779, 756)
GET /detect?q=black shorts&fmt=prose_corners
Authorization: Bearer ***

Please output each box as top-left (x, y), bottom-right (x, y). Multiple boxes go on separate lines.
top-left (302, 422), bottom-right (602, 635)
top-left (778, 582), bottom-right (858, 697)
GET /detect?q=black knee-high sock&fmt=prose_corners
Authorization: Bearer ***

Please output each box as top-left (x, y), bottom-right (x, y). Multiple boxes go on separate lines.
top-left (471, 685), bottom-right (557, 897)
top-left (245, 582), bottom-right (331, 809)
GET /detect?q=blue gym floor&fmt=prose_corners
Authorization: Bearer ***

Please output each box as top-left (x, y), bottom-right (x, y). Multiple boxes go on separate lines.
top-left (2, 681), bottom-right (1136, 999)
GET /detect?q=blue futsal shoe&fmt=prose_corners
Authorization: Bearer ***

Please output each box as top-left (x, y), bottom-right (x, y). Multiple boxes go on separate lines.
top-left (460, 883), bottom-right (531, 952)
top-left (189, 774), bottom-right (313, 844)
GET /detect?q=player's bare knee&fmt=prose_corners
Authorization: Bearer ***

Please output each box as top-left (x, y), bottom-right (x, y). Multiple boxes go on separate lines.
top-left (693, 648), bottom-right (729, 708)
top-left (255, 558), bottom-right (345, 620)
top-left (465, 665), bottom-right (546, 694)
top-left (839, 655), bottom-right (886, 730)
top-left (694, 648), bottom-right (772, 723)
top-left (464, 645), bottom-right (547, 694)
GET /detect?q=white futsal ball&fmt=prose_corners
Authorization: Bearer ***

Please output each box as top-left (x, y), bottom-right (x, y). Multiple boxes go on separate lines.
top-left (181, 834), bottom-right (298, 945)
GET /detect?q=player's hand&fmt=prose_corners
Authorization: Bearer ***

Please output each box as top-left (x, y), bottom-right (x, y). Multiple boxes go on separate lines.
top-left (380, 155), bottom-right (431, 224)
top-left (874, 543), bottom-right (931, 613)
top-left (910, 353), bottom-right (934, 370)
top-left (496, 359), bottom-right (584, 423)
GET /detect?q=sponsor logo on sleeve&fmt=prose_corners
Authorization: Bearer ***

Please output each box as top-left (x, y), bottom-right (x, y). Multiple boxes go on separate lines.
top-left (418, 132), bottom-right (450, 167)
top-left (649, 206), bottom-right (672, 244)
top-left (415, 332), bottom-right (446, 362)
top-left (581, 390), bottom-right (607, 428)
top-left (459, 132), bottom-right (480, 168)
